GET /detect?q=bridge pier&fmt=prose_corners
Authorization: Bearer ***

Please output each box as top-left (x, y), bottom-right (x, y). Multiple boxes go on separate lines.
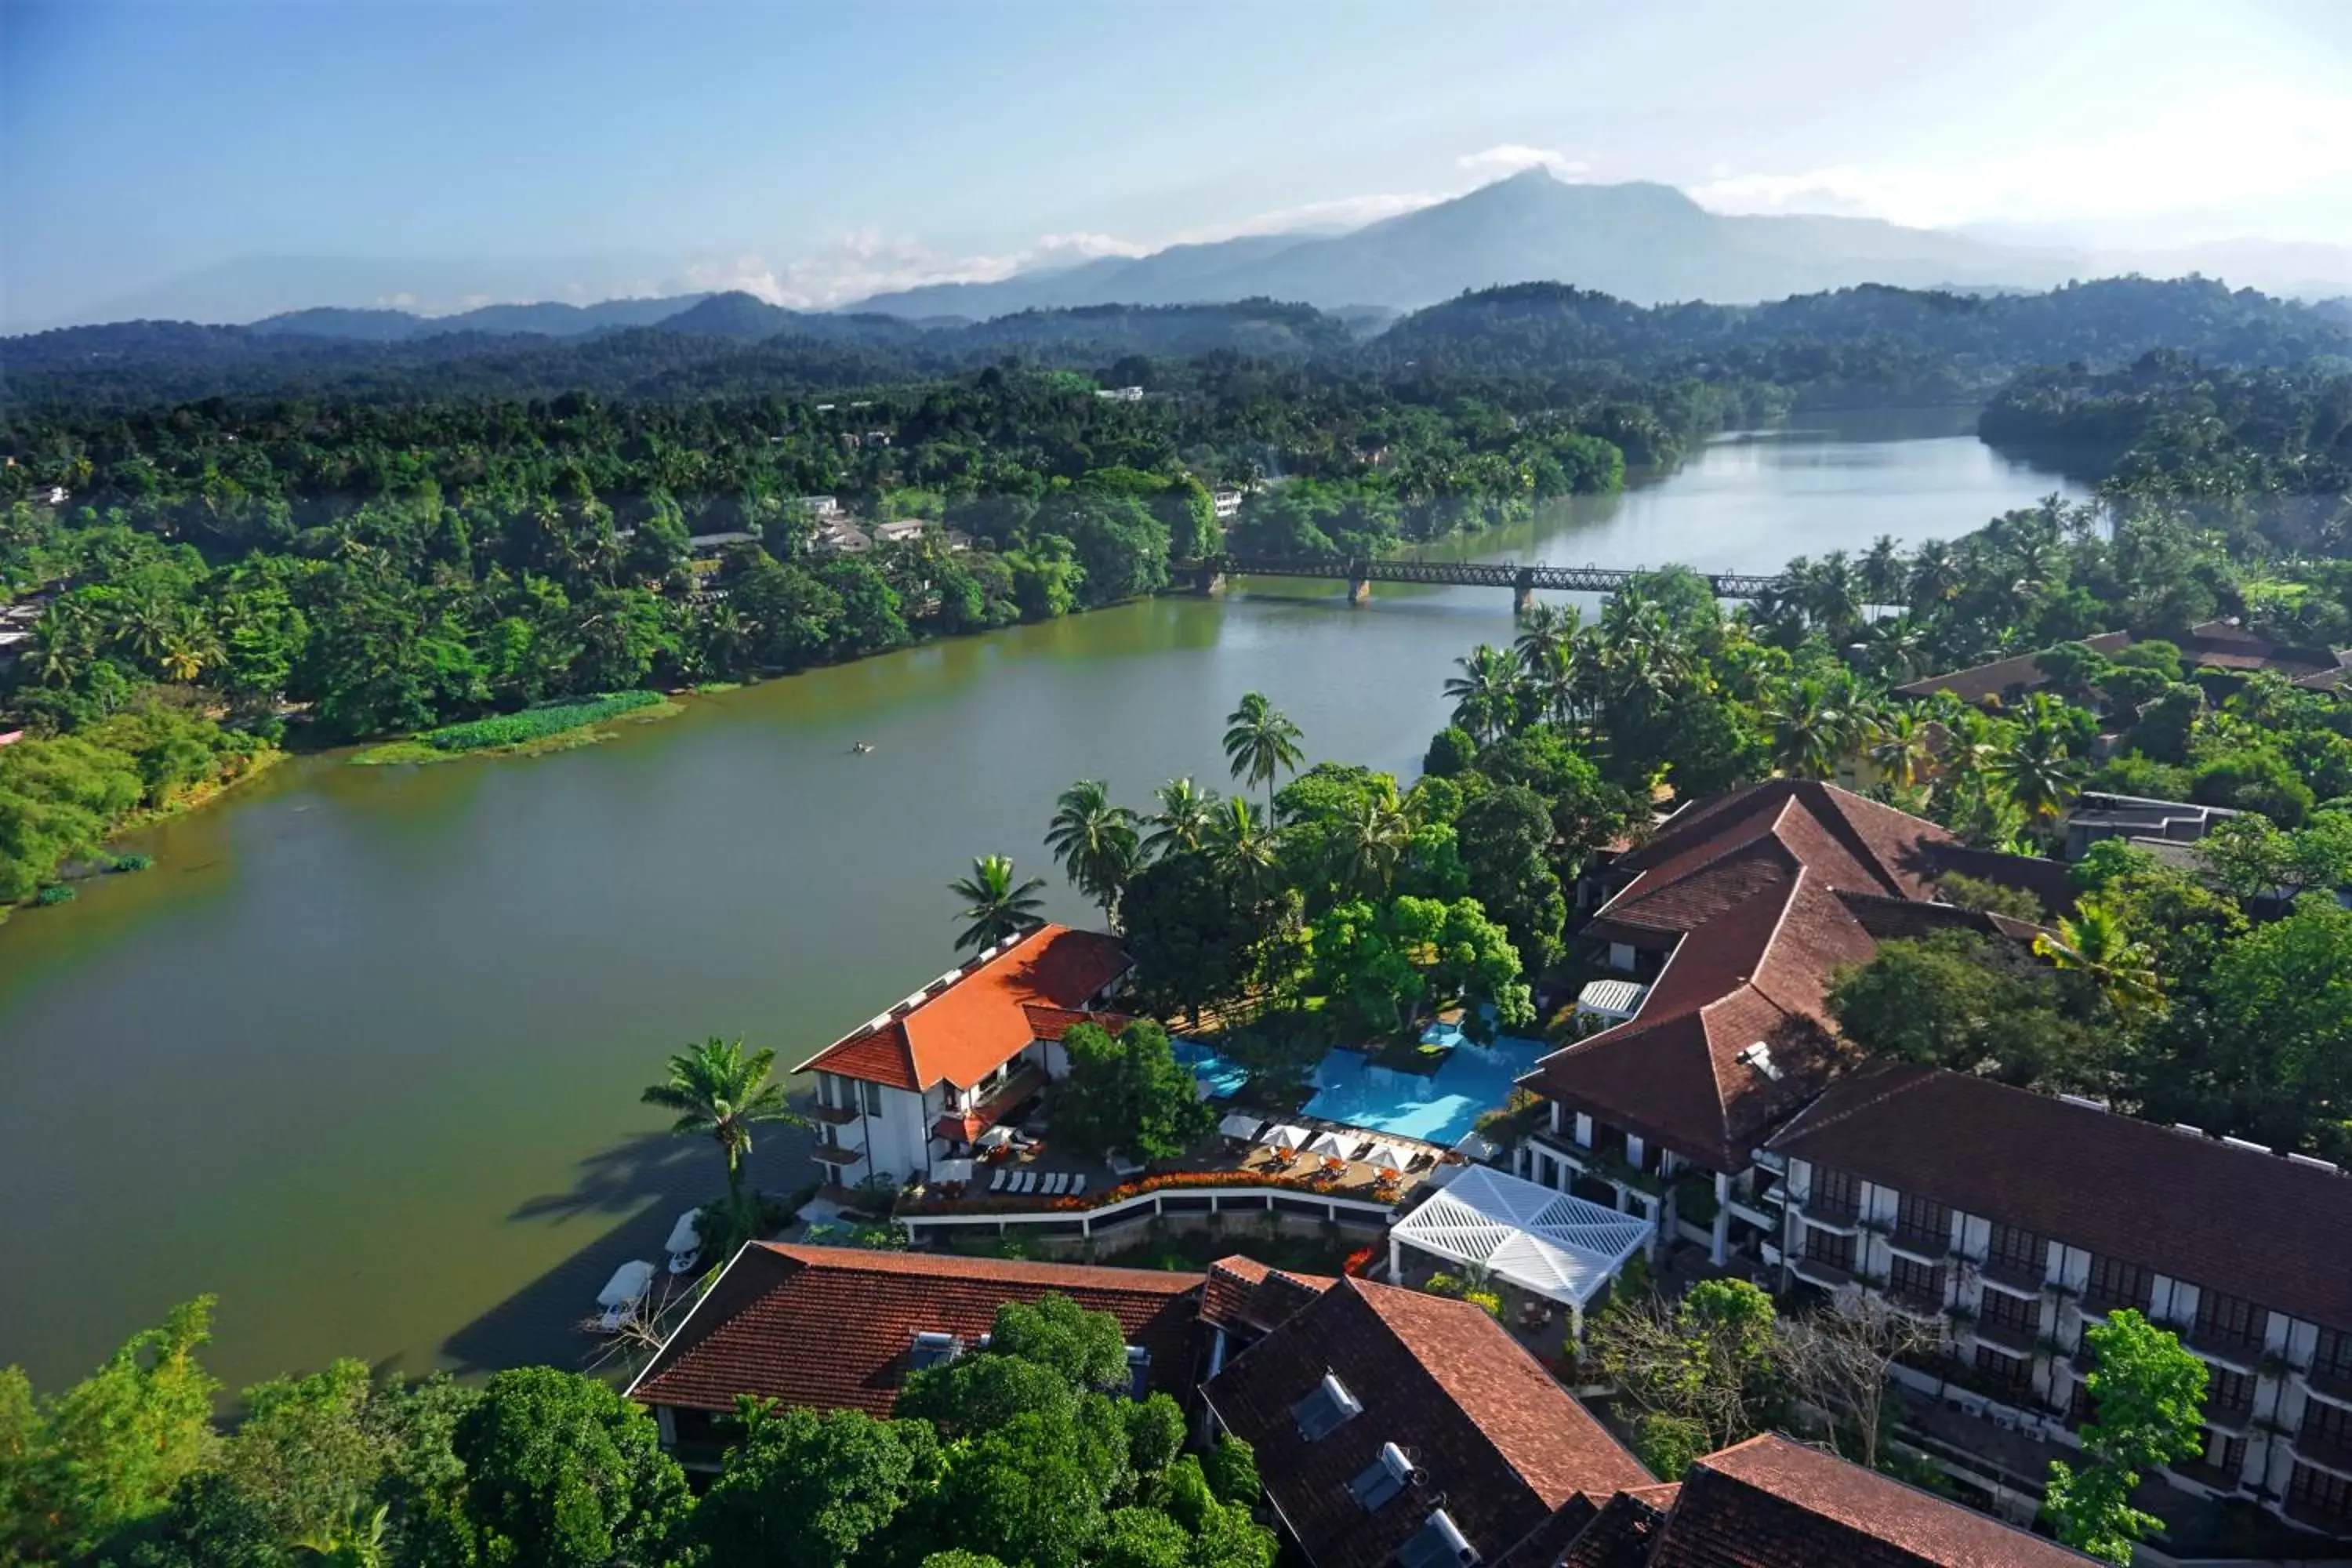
top-left (1348, 572), bottom-right (1371, 605)
top-left (1196, 566), bottom-right (1228, 596)
top-left (1512, 570), bottom-right (1537, 619)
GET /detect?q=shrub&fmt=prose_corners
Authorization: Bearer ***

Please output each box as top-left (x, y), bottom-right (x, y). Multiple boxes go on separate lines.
top-left (34, 884), bottom-right (76, 906)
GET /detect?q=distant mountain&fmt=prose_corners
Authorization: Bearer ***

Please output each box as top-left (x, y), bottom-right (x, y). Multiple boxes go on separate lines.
top-left (252, 294), bottom-right (710, 342)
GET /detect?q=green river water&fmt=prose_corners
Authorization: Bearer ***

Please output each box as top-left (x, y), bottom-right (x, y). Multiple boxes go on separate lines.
top-left (0, 410), bottom-right (2082, 1393)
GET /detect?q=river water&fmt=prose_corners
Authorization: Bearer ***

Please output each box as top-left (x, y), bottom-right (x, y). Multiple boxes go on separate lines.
top-left (0, 409), bottom-right (2082, 1394)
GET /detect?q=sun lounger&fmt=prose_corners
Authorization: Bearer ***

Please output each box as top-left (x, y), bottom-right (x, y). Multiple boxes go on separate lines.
top-left (989, 1169), bottom-right (1007, 1192)
top-left (1048, 1173), bottom-right (1069, 1195)
top-left (1018, 1171), bottom-right (1036, 1193)
top-left (1068, 1174), bottom-right (1086, 1196)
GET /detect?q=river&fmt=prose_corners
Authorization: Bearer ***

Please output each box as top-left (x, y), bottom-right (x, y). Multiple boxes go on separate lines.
top-left (0, 408), bottom-right (2082, 1395)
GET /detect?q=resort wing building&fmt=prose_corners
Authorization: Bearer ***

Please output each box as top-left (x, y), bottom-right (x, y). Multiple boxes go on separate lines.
top-left (1515, 781), bottom-right (2051, 1272)
top-left (1762, 1062), bottom-right (2352, 1537)
top-left (792, 923), bottom-right (1131, 1188)
top-left (625, 1243), bottom-right (1204, 1467)
top-left (1201, 1275), bottom-right (1655, 1568)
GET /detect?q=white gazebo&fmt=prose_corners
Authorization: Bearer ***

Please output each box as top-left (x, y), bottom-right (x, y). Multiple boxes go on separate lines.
top-left (1386, 1163), bottom-right (1653, 1336)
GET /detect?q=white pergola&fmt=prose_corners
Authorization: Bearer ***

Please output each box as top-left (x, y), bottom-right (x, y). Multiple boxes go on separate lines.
top-left (1388, 1163), bottom-right (1653, 1334)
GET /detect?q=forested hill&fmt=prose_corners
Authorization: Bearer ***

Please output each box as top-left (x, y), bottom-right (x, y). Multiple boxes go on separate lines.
top-left (6, 278), bottom-right (2347, 412)
top-left (1367, 278), bottom-right (2352, 403)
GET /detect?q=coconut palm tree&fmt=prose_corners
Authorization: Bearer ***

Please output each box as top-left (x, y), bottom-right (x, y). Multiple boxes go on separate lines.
top-left (1860, 615), bottom-right (1933, 681)
top-left (1861, 535), bottom-right (1908, 608)
top-left (949, 854), bottom-right (1047, 953)
top-left (1444, 644), bottom-right (1523, 745)
top-left (1044, 779), bottom-right (1142, 922)
top-left (1332, 794), bottom-right (1412, 897)
top-left (1762, 679), bottom-right (1852, 782)
top-left (1222, 691), bottom-right (1305, 811)
top-left (1868, 710), bottom-right (1939, 792)
top-left (1987, 709), bottom-right (2084, 829)
top-left (1524, 637), bottom-right (1588, 735)
top-left (2034, 902), bottom-right (2165, 1021)
top-left (1907, 539), bottom-right (1965, 612)
top-left (1206, 796), bottom-right (1280, 891)
top-left (640, 1036), bottom-right (805, 1213)
top-left (1512, 602), bottom-right (1578, 674)
top-left (1144, 778), bottom-right (1220, 860)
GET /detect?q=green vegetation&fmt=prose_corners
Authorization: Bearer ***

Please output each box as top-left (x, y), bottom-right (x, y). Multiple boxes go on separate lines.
top-left (420, 690), bottom-right (666, 752)
top-left (0, 1294), bottom-right (1271, 1568)
top-left (640, 1036), bottom-right (808, 1222)
top-left (2043, 1310), bottom-right (2209, 1565)
top-left (1052, 1020), bottom-right (1217, 1163)
top-left (948, 854), bottom-right (1048, 954)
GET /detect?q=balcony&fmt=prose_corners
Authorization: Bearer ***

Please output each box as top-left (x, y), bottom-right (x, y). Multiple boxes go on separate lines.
top-left (1976, 1257), bottom-right (2046, 1299)
top-left (1796, 1188), bottom-right (1860, 1230)
top-left (2299, 1365), bottom-right (2352, 1411)
top-left (2293, 1426), bottom-right (2352, 1481)
top-left (1526, 1126), bottom-right (1592, 1172)
top-left (1886, 1227), bottom-right (1949, 1264)
top-left (2078, 1284), bottom-right (2151, 1321)
top-left (810, 1141), bottom-right (866, 1167)
top-left (1791, 1254), bottom-right (1856, 1292)
top-left (1973, 1315), bottom-right (2043, 1357)
top-left (2183, 1322), bottom-right (2267, 1375)
top-left (2203, 1394), bottom-right (2257, 1436)
top-left (808, 1098), bottom-right (862, 1127)
top-left (1886, 1286), bottom-right (1947, 1323)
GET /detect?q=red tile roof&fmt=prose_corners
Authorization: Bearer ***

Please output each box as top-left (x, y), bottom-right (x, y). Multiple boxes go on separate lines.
top-left (1642, 1435), bottom-right (2093, 1566)
top-left (795, 924), bottom-right (1130, 1091)
top-left (1200, 1254), bottom-right (1336, 1336)
top-left (1545, 1485), bottom-right (1679, 1568)
top-left (1526, 782), bottom-right (2006, 1171)
top-left (1202, 1277), bottom-right (1652, 1568)
top-left (627, 1243), bottom-right (1202, 1417)
top-left (1894, 633), bottom-right (2134, 704)
top-left (1766, 1062), bottom-right (2352, 1330)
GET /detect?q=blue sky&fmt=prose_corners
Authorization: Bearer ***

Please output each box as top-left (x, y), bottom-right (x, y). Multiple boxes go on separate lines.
top-left (5, 0), bottom-right (2349, 327)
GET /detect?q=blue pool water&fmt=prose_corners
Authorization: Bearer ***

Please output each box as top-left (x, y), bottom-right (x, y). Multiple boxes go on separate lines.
top-left (1174, 1040), bottom-right (1251, 1099)
top-left (1299, 1036), bottom-right (1549, 1146)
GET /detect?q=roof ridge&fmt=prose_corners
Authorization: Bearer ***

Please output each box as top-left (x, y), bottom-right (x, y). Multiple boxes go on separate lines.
top-left (1766, 1062), bottom-right (1935, 1149)
top-left (1590, 796), bottom-right (1797, 926)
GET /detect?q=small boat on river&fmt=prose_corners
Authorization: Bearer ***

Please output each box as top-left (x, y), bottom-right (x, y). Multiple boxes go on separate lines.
top-left (664, 1210), bottom-right (704, 1275)
top-left (595, 1259), bottom-right (655, 1331)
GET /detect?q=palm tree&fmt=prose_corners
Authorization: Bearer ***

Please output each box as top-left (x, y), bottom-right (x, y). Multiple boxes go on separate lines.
top-left (1332, 794), bottom-right (1411, 896)
top-left (1512, 602), bottom-right (1578, 674)
top-left (1762, 680), bottom-right (1851, 782)
top-left (1144, 778), bottom-right (1220, 860)
top-left (949, 854), bottom-right (1047, 953)
top-left (1868, 710), bottom-right (1939, 792)
top-left (1044, 779), bottom-right (1142, 923)
top-left (640, 1036), bottom-right (805, 1213)
top-left (1907, 539), bottom-right (1965, 612)
top-left (1443, 644), bottom-right (1523, 745)
top-left (1860, 615), bottom-right (1932, 681)
top-left (1524, 638), bottom-right (1587, 735)
top-left (1206, 796), bottom-right (1280, 891)
top-left (1987, 706), bottom-right (2084, 829)
top-left (1861, 535), bottom-right (1908, 608)
top-left (2034, 903), bottom-right (2165, 1021)
top-left (1222, 691), bottom-right (1305, 811)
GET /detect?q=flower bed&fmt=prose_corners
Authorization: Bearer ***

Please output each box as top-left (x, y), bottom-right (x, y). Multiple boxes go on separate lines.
top-left (898, 1165), bottom-right (1393, 1218)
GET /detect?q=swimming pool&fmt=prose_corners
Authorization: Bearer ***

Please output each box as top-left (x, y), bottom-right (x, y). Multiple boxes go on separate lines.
top-left (1298, 1035), bottom-right (1549, 1146)
top-left (1174, 1039), bottom-right (1251, 1099)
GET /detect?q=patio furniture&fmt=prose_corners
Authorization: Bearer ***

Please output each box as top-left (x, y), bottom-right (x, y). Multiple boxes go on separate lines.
top-left (1363, 1142), bottom-right (1414, 1173)
top-left (1260, 1123), bottom-right (1311, 1152)
top-left (1321, 1156), bottom-right (1348, 1175)
top-left (1045, 1173), bottom-right (1067, 1195)
top-left (1068, 1174), bottom-right (1086, 1196)
top-left (1218, 1112), bottom-right (1265, 1143)
top-left (1107, 1151), bottom-right (1145, 1178)
top-left (989, 1169), bottom-right (1007, 1192)
top-left (1305, 1130), bottom-right (1353, 1159)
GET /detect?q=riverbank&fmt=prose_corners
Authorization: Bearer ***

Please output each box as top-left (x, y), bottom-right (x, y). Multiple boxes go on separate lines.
top-left (348, 691), bottom-right (686, 767)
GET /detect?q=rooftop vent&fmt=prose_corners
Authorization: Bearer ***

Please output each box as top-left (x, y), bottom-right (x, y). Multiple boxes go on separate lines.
top-left (2221, 1135), bottom-right (2273, 1156)
top-left (1395, 1508), bottom-right (1479, 1568)
top-left (1737, 1041), bottom-right (1782, 1082)
top-left (2286, 1152), bottom-right (2342, 1174)
top-left (1293, 1372), bottom-right (1363, 1442)
top-left (909, 1331), bottom-right (963, 1371)
top-left (899, 990), bottom-right (929, 1010)
top-left (2058, 1094), bottom-right (2109, 1112)
top-left (2173, 1123), bottom-right (2207, 1137)
top-left (1349, 1442), bottom-right (1418, 1512)
top-left (866, 1013), bottom-right (894, 1033)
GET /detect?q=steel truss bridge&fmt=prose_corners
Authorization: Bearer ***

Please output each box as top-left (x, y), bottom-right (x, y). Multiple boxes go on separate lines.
top-left (1199, 555), bottom-right (1786, 603)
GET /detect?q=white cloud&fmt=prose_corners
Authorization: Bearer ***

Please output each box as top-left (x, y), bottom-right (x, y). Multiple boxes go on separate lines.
top-left (1457, 144), bottom-right (1591, 180)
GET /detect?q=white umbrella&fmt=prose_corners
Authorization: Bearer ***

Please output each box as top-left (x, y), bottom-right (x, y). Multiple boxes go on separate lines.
top-left (597, 1260), bottom-right (655, 1308)
top-left (1364, 1142), bottom-right (1414, 1172)
top-left (663, 1210), bottom-right (702, 1256)
top-left (1261, 1123), bottom-right (1311, 1151)
top-left (933, 1157), bottom-right (975, 1185)
top-left (1305, 1131), bottom-right (1355, 1159)
top-left (1218, 1113), bottom-right (1265, 1142)
top-left (977, 1127), bottom-right (1014, 1150)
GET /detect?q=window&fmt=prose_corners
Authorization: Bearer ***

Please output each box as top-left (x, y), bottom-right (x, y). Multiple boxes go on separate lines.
top-left (1980, 1287), bottom-right (2038, 1339)
top-left (2212, 1432), bottom-right (2249, 1482)
top-left (1349, 1443), bottom-right (1414, 1512)
top-left (2289, 1462), bottom-right (2352, 1523)
top-left (2194, 1289), bottom-right (2264, 1349)
top-left (1804, 1226), bottom-right (1855, 1272)
top-left (2313, 1328), bottom-right (2352, 1385)
top-left (2208, 1367), bottom-right (2256, 1418)
top-left (862, 1079), bottom-right (884, 1115)
top-left (1974, 1342), bottom-right (2033, 1393)
top-left (1395, 1508), bottom-right (1479, 1568)
top-left (1888, 1254), bottom-right (1944, 1308)
top-left (1124, 1344), bottom-right (1152, 1399)
top-left (1294, 1373), bottom-right (1363, 1441)
top-left (1895, 1191), bottom-right (1950, 1250)
top-left (1809, 1165), bottom-right (1860, 1216)
top-left (1984, 1221), bottom-right (2045, 1278)
top-left (2301, 1399), bottom-right (2352, 1459)
top-left (2084, 1254), bottom-right (2151, 1313)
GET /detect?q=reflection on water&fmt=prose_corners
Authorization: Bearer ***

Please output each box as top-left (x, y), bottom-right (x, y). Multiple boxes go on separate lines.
top-left (0, 412), bottom-right (2080, 1393)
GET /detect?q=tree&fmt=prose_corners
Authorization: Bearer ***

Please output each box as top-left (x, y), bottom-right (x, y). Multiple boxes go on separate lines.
top-left (1990, 698), bottom-right (2088, 829)
top-left (1142, 779), bottom-right (1219, 861)
top-left (1454, 784), bottom-right (1566, 975)
top-left (1443, 644), bottom-right (1523, 745)
top-left (1121, 849), bottom-right (1260, 1026)
top-left (1044, 779), bottom-right (1142, 924)
top-left (1221, 692), bottom-right (1305, 811)
top-left (949, 854), bottom-right (1047, 953)
top-left (1304, 896), bottom-right (1533, 1035)
top-left (1051, 1020), bottom-right (1216, 1162)
top-left (2199, 895), bottom-right (2352, 1158)
top-left (452, 1367), bottom-right (691, 1568)
top-left (1827, 930), bottom-right (2109, 1091)
top-left (2044, 1311), bottom-right (2206, 1565)
top-left (2034, 903), bottom-right (2165, 1022)
top-left (1777, 1299), bottom-right (1933, 1472)
top-left (640, 1036), bottom-right (805, 1214)
top-left (0, 1298), bottom-right (220, 1562)
top-left (1593, 1280), bottom-right (1785, 1479)
top-left (1421, 725), bottom-right (1477, 779)
top-left (695, 1400), bottom-right (938, 1568)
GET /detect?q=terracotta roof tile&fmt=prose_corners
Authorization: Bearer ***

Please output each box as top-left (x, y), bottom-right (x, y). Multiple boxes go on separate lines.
top-left (1766, 1062), bottom-right (2352, 1330)
top-left (797, 924), bottom-right (1130, 1091)
top-left (1200, 1254), bottom-right (1337, 1335)
top-left (1526, 784), bottom-right (2037, 1171)
top-left (1202, 1278), bottom-right (1651, 1568)
top-left (1895, 633), bottom-right (2134, 704)
top-left (1547, 1486), bottom-right (1679, 1568)
top-left (1645, 1435), bottom-right (2094, 1566)
top-left (628, 1243), bottom-right (1202, 1417)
